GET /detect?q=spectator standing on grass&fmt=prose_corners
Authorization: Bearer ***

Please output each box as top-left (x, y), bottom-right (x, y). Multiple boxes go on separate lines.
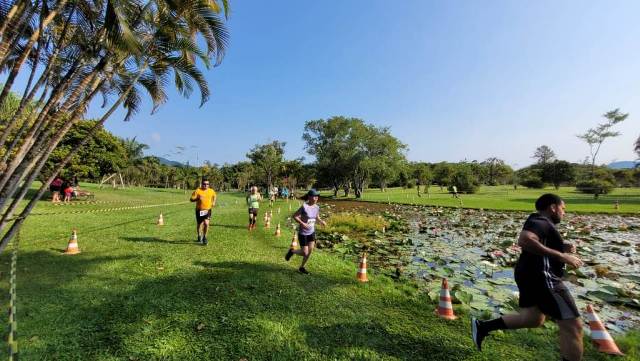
top-left (246, 186), bottom-right (262, 231)
top-left (285, 189), bottom-right (327, 274)
top-left (190, 178), bottom-right (217, 245)
top-left (472, 194), bottom-right (584, 361)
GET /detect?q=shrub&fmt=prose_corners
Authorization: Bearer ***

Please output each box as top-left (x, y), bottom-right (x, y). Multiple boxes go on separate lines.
top-left (449, 166), bottom-right (480, 193)
top-left (322, 212), bottom-right (388, 236)
top-left (520, 177), bottom-right (545, 189)
top-left (576, 179), bottom-right (614, 195)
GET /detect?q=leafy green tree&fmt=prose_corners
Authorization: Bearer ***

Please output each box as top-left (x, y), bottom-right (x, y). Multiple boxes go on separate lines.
top-left (577, 109), bottom-right (628, 177)
top-left (541, 160), bottom-right (575, 189)
top-left (481, 158), bottom-right (513, 185)
top-left (448, 164), bottom-right (481, 194)
top-left (246, 141), bottom-right (286, 190)
top-left (303, 116), bottom-right (406, 198)
top-left (635, 135), bottom-right (640, 159)
top-left (412, 162), bottom-right (432, 196)
top-left (44, 120), bottom-right (128, 180)
top-left (432, 162), bottom-right (454, 189)
top-left (532, 145), bottom-right (556, 165)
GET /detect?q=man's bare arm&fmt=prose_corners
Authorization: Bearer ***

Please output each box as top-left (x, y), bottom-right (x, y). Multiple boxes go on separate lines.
top-left (518, 230), bottom-right (583, 268)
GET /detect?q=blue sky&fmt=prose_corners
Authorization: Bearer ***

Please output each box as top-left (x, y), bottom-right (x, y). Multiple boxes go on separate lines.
top-left (97, 1), bottom-right (639, 168)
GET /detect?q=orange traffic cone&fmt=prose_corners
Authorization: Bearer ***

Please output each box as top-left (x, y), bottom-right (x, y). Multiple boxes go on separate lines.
top-left (277, 207), bottom-right (281, 214)
top-left (64, 229), bottom-right (81, 255)
top-left (275, 223), bottom-right (281, 237)
top-left (288, 203), bottom-right (292, 211)
top-left (265, 216), bottom-right (271, 229)
top-left (157, 213), bottom-right (164, 226)
top-left (290, 232), bottom-right (299, 250)
top-left (434, 278), bottom-right (457, 320)
top-left (585, 305), bottom-right (624, 356)
top-left (357, 253), bottom-right (369, 282)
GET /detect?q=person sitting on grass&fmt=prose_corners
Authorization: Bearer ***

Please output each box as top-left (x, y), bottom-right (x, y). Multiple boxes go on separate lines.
top-left (284, 189), bottom-right (326, 274)
top-left (63, 183), bottom-right (74, 202)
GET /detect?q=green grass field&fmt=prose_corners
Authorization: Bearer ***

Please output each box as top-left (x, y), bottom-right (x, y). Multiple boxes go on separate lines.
top-left (325, 186), bottom-right (640, 214)
top-left (1, 184), bottom-right (638, 360)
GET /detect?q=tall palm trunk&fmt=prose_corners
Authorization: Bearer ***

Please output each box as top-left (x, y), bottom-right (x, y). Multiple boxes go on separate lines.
top-left (0, 59), bottom-right (83, 190)
top-left (0, 0), bottom-right (68, 109)
top-left (0, 67), bottom-right (144, 250)
top-left (0, 2), bottom-right (27, 40)
top-left (0, 73), bottom-right (102, 210)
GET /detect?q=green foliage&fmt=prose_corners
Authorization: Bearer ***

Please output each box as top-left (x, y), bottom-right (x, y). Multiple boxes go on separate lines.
top-left (541, 160), bottom-right (575, 189)
top-left (520, 177), bottom-right (545, 189)
top-left (449, 164), bottom-right (480, 193)
top-left (432, 162), bottom-right (454, 186)
top-left (480, 158), bottom-right (513, 185)
top-left (246, 141), bottom-right (286, 188)
top-left (304, 116), bottom-right (407, 197)
top-left (323, 212), bottom-right (388, 236)
top-left (44, 120), bottom-right (128, 179)
top-left (576, 179), bottom-right (615, 195)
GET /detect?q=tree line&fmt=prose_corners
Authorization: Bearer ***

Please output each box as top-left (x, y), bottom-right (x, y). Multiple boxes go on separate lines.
top-left (37, 115), bottom-right (640, 201)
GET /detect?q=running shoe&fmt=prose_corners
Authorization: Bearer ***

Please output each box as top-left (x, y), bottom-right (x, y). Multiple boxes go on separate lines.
top-left (285, 249), bottom-right (293, 261)
top-left (471, 317), bottom-right (486, 351)
top-left (202, 237), bottom-right (208, 246)
top-left (298, 267), bottom-right (309, 275)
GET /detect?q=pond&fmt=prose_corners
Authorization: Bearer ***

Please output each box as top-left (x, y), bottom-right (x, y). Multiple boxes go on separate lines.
top-left (321, 200), bottom-right (640, 333)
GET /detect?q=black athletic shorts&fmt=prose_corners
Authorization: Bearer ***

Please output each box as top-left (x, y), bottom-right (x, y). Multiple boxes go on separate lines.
top-left (298, 233), bottom-right (316, 247)
top-left (248, 208), bottom-right (259, 217)
top-left (195, 209), bottom-right (212, 223)
top-left (515, 277), bottom-right (580, 320)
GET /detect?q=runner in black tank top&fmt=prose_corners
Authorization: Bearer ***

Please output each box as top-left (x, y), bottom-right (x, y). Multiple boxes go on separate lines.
top-left (471, 194), bottom-right (585, 361)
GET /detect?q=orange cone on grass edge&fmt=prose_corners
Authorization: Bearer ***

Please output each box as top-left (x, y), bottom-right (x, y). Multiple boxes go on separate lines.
top-left (357, 253), bottom-right (368, 282)
top-left (290, 232), bottom-right (299, 250)
top-left (157, 213), bottom-right (164, 226)
top-left (275, 223), bottom-right (281, 237)
top-left (585, 304), bottom-right (624, 356)
top-left (64, 229), bottom-right (81, 255)
top-left (434, 278), bottom-right (457, 320)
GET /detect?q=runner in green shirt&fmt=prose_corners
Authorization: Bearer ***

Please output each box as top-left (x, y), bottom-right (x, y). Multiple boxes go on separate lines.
top-left (246, 186), bottom-right (262, 231)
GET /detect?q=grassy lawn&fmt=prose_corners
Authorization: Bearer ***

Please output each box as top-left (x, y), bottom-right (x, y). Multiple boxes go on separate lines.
top-left (324, 186), bottom-right (640, 214)
top-left (1, 184), bottom-right (637, 360)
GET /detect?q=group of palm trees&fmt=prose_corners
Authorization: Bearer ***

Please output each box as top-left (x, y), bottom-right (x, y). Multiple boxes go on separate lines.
top-left (0, 0), bottom-right (231, 253)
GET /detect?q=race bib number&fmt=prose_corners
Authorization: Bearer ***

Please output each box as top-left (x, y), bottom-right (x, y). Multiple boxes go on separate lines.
top-left (199, 210), bottom-right (209, 217)
top-left (308, 219), bottom-right (316, 226)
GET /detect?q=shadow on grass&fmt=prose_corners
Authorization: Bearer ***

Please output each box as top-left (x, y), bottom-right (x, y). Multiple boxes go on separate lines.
top-left (120, 236), bottom-right (196, 245)
top-left (301, 321), bottom-right (472, 360)
top-left (9, 254), bottom-right (588, 361)
top-left (211, 223), bottom-right (248, 230)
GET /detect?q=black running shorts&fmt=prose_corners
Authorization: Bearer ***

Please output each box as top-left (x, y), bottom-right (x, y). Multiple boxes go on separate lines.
top-left (195, 209), bottom-right (212, 223)
top-left (516, 278), bottom-right (580, 320)
top-left (298, 233), bottom-right (316, 247)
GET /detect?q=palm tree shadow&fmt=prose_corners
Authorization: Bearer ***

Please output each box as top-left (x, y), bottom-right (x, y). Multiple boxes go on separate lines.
top-left (212, 223), bottom-right (247, 230)
top-left (301, 321), bottom-right (473, 360)
top-left (120, 236), bottom-right (195, 245)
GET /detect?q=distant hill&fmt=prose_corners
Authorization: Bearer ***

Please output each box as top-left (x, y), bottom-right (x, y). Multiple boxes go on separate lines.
top-left (157, 157), bottom-right (186, 168)
top-left (608, 161), bottom-right (638, 169)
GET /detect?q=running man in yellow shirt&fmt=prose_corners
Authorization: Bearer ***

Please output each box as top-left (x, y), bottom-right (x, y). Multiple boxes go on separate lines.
top-left (190, 178), bottom-right (217, 245)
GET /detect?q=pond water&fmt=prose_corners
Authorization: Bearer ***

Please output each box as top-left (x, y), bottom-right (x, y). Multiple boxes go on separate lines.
top-left (323, 200), bottom-right (640, 333)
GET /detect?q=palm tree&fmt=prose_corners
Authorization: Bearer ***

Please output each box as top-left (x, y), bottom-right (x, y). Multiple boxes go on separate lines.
top-left (0, 0), bottom-right (230, 252)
